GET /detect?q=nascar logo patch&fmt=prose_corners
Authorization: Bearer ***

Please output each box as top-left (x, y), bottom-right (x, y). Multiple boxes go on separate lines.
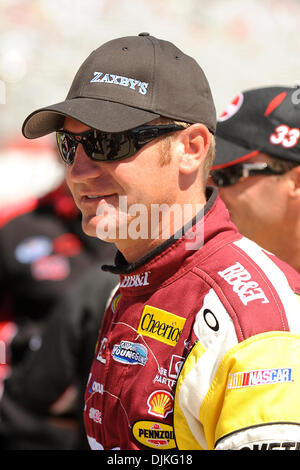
top-left (228, 368), bottom-right (292, 389)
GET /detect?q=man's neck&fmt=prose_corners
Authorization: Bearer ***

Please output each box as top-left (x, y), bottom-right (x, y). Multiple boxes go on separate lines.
top-left (116, 200), bottom-right (207, 264)
top-left (271, 239), bottom-right (300, 274)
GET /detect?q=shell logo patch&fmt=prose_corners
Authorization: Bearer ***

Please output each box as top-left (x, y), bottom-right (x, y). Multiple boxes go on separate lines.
top-left (147, 390), bottom-right (173, 418)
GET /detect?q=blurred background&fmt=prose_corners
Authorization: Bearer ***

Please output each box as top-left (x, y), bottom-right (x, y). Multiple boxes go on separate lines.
top-left (0, 0), bottom-right (300, 206)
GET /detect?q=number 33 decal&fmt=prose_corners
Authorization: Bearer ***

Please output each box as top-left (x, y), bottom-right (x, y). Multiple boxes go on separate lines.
top-left (270, 125), bottom-right (300, 148)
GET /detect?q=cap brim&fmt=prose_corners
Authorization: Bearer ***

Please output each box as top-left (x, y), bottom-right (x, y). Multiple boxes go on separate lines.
top-left (22, 98), bottom-right (161, 138)
top-left (212, 134), bottom-right (260, 169)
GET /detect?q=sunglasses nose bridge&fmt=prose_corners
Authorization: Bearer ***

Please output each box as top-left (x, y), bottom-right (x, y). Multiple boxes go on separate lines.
top-left (211, 170), bottom-right (227, 187)
top-left (211, 166), bottom-right (244, 187)
top-left (68, 141), bottom-right (103, 182)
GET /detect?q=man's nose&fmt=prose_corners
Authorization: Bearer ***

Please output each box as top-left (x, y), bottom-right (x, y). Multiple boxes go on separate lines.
top-left (68, 144), bottom-right (102, 182)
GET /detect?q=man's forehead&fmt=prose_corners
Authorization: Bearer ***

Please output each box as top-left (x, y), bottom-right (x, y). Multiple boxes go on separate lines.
top-left (63, 117), bottom-right (91, 133)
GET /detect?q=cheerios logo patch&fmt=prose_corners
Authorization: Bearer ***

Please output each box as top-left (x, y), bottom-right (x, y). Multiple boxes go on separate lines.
top-left (137, 306), bottom-right (186, 347)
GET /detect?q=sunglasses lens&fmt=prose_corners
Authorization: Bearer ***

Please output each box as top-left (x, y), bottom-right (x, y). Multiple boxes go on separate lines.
top-left (211, 170), bottom-right (230, 187)
top-left (211, 167), bottom-right (242, 187)
top-left (56, 125), bottom-right (184, 165)
top-left (57, 132), bottom-right (76, 165)
top-left (90, 132), bottom-right (135, 161)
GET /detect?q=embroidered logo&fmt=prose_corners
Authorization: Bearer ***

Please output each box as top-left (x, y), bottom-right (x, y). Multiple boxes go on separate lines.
top-left (111, 293), bottom-right (121, 313)
top-left (132, 421), bottom-right (176, 449)
top-left (120, 271), bottom-right (150, 288)
top-left (147, 390), bottom-right (174, 418)
top-left (89, 407), bottom-right (102, 424)
top-left (218, 262), bottom-right (269, 306)
top-left (228, 368), bottom-right (292, 389)
top-left (112, 340), bottom-right (148, 366)
top-left (96, 337), bottom-right (108, 364)
top-left (89, 381), bottom-right (104, 395)
top-left (153, 355), bottom-right (185, 390)
top-left (137, 306), bottom-right (186, 347)
top-left (90, 72), bottom-right (149, 95)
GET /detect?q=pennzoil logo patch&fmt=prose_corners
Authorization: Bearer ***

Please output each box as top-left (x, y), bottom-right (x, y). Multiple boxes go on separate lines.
top-left (137, 306), bottom-right (186, 347)
top-left (132, 420), bottom-right (176, 449)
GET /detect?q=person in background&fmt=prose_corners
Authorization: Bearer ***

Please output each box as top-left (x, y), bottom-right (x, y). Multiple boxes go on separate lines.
top-left (0, 262), bottom-right (117, 450)
top-left (211, 86), bottom-right (300, 272)
top-left (0, 178), bottom-right (116, 449)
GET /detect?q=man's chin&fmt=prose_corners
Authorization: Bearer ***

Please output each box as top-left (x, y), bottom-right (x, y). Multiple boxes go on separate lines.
top-left (81, 216), bottom-right (100, 238)
top-left (82, 215), bottom-right (120, 243)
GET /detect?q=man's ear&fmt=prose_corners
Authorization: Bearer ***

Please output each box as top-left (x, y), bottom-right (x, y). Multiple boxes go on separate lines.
top-left (288, 165), bottom-right (300, 198)
top-left (178, 124), bottom-right (211, 175)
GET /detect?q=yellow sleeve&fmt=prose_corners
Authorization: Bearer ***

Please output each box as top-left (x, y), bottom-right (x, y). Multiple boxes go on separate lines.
top-left (174, 332), bottom-right (300, 450)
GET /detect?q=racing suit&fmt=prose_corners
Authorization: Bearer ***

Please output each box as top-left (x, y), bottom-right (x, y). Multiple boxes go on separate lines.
top-left (84, 187), bottom-right (300, 450)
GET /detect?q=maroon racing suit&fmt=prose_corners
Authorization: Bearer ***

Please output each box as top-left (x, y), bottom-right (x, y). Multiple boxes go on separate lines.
top-left (83, 188), bottom-right (300, 450)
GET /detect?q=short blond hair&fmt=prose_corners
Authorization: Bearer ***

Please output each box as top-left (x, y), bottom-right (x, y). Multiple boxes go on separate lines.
top-left (267, 154), bottom-right (298, 173)
top-left (152, 117), bottom-right (215, 185)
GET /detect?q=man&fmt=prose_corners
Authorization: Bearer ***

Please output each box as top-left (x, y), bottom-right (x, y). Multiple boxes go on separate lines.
top-left (22, 33), bottom-right (300, 450)
top-left (211, 86), bottom-right (300, 272)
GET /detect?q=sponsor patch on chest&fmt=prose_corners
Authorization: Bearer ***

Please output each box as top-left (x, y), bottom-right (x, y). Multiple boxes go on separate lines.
top-left (137, 306), bottom-right (186, 347)
top-left (112, 340), bottom-right (148, 366)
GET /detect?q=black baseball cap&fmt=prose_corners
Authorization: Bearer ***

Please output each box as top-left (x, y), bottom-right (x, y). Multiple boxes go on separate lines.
top-left (22, 32), bottom-right (216, 138)
top-left (213, 86), bottom-right (300, 169)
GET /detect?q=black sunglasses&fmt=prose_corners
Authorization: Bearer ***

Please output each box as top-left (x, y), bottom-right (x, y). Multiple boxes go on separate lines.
top-left (211, 162), bottom-right (286, 187)
top-left (56, 124), bottom-right (185, 165)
